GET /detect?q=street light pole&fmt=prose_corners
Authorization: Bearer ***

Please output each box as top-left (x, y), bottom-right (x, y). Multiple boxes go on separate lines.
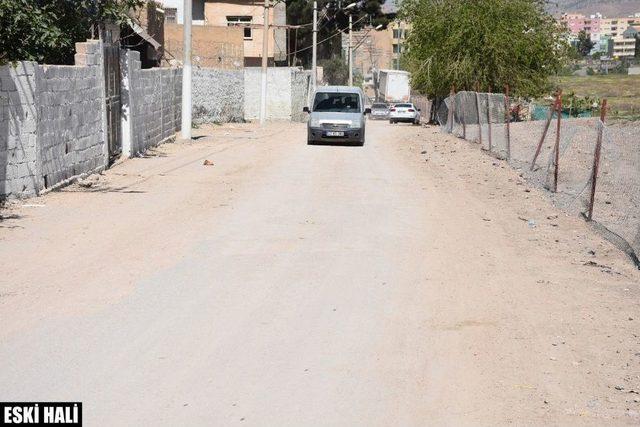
top-left (348, 13), bottom-right (353, 86)
top-left (181, 0), bottom-right (192, 139)
top-left (312, 0), bottom-right (317, 91)
top-left (259, 0), bottom-right (269, 124)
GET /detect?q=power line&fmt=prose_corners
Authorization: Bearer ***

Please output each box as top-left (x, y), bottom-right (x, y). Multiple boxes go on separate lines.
top-left (286, 14), bottom-right (367, 57)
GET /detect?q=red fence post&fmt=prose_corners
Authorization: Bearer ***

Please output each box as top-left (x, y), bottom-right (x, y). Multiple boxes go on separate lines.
top-left (587, 99), bottom-right (608, 220)
top-left (531, 90), bottom-right (561, 170)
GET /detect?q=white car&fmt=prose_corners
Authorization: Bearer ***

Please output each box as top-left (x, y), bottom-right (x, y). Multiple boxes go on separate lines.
top-left (389, 103), bottom-right (421, 125)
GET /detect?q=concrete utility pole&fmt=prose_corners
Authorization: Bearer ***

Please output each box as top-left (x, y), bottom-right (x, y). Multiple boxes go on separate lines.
top-left (395, 21), bottom-right (400, 70)
top-left (348, 13), bottom-right (353, 86)
top-left (259, 0), bottom-right (269, 124)
top-left (312, 0), bottom-right (318, 91)
top-left (181, 0), bottom-right (192, 139)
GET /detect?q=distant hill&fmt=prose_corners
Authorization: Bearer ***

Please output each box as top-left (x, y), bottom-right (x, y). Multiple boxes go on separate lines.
top-left (550, 0), bottom-right (640, 16)
top-left (383, 0), bottom-right (640, 17)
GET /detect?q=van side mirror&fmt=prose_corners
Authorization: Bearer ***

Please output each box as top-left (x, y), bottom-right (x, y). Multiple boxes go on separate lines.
top-left (364, 108), bottom-right (371, 114)
top-left (303, 106), bottom-right (310, 113)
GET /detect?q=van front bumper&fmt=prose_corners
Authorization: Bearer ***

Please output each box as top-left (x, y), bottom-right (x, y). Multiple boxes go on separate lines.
top-left (308, 126), bottom-right (364, 143)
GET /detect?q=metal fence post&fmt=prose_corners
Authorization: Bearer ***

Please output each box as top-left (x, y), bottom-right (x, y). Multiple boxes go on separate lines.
top-left (553, 91), bottom-right (563, 193)
top-left (460, 87), bottom-right (466, 139)
top-left (531, 90), bottom-right (561, 170)
top-left (505, 84), bottom-right (511, 160)
top-left (475, 82), bottom-right (482, 145)
top-left (587, 99), bottom-right (608, 220)
top-left (447, 86), bottom-right (455, 133)
top-left (486, 88), bottom-right (492, 152)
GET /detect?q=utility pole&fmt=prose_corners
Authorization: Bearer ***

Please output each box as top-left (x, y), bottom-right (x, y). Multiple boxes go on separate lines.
top-left (395, 21), bottom-right (400, 70)
top-left (348, 13), bottom-right (353, 86)
top-left (259, 0), bottom-right (269, 124)
top-left (312, 0), bottom-right (318, 91)
top-left (181, 0), bottom-right (192, 139)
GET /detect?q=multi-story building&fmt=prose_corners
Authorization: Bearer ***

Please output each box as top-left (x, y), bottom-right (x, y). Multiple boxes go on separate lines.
top-left (561, 11), bottom-right (640, 40)
top-left (612, 35), bottom-right (637, 58)
top-left (162, 0), bottom-right (287, 66)
top-left (340, 21), bottom-right (409, 80)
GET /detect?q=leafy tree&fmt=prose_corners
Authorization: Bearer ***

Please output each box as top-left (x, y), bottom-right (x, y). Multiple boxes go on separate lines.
top-left (0, 0), bottom-right (144, 65)
top-left (576, 30), bottom-right (595, 57)
top-left (286, 0), bottom-right (390, 68)
top-left (399, 0), bottom-right (568, 98)
top-left (321, 56), bottom-right (349, 84)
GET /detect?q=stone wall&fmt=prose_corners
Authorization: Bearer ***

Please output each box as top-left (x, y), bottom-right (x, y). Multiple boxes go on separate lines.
top-left (193, 68), bottom-right (244, 124)
top-left (244, 67), bottom-right (311, 122)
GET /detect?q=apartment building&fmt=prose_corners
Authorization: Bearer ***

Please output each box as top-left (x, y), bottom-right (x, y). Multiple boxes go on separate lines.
top-left (340, 21), bottom-right (409, 80)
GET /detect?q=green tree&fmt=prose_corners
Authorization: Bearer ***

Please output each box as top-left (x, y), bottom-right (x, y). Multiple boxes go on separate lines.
top-left (399, 0), bottom-right (568, 98)
top-left (321, 56), bottom-right (349, 85)
top-left (286, 0), bottom-right (390, 68)
top-left (0, 0), bottom-right (144, 65)
top-left (576, 30), bottom-right (595, 57)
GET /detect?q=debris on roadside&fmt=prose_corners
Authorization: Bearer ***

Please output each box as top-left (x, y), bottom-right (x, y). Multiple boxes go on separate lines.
top-left (78, 174), bottom-right (101, 188)
top-left (203, 159), bottom-right (214, 166)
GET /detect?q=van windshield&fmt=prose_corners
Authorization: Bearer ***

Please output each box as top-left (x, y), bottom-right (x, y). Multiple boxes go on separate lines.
top-left (313, 92), bottom-right (360, 113)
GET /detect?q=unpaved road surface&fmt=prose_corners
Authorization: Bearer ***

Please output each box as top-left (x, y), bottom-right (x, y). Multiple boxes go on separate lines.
top-left (1, 121), bottom-right (639, 426)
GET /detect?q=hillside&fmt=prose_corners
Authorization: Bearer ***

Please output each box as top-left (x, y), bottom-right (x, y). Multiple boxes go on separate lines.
top-left (551, 0), bottom-right (640, 16)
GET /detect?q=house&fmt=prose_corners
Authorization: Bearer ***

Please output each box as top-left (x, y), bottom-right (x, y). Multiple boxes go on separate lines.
top-left (122, 0), bottom-right (166, 68)
top-left (161, 0), bottom-right (287, 67)
top-left (341, 21), bottom-right (409, 79)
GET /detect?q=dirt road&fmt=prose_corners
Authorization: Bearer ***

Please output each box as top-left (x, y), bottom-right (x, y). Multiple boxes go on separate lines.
top-left (1, 121), bottom-right (639, 425)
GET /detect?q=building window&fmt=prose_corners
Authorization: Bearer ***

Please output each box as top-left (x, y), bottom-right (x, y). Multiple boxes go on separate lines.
top-left (165, 7), bottom-right (177, 23)
top-left (392, 29), bottom-right (405, 39)
top-left (227, 16), bottom-right (253, 40)
top-left (393, 43), bottom-right (403, 53)
top-left (193, 0), bottom-right (205, 21)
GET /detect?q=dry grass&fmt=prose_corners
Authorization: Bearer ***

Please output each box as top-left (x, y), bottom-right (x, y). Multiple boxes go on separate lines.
top-left (551, 74), bottom-right (640, 120)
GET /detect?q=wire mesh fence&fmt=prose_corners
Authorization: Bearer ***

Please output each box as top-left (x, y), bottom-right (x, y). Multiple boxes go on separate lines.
top-left (437, 91), bottom-right (640, 267)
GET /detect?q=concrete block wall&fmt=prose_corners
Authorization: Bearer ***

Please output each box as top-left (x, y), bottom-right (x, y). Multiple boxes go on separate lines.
top-left (244, 67), bottom-right (311, 122)
top-left (0, 62), bottom-right (39, 198)
top-left (0, 41), bottom-right (106, 199)
top-left (122, 50), bottom-right (181, 157)
top-left (290, 69), bottom-right (312, 122)
top-left (38, 61), bottom-right (105, 189)
top-left (192, 68), bottom-right (244, 124)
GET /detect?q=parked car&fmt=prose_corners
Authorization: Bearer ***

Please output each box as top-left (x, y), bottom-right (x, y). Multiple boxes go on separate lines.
top-left (389, 103), bottom-right (421, 125)
top-left (369, 102), bottom-right (390, 120)
top-left (303, 86), bottom-right (371, 146)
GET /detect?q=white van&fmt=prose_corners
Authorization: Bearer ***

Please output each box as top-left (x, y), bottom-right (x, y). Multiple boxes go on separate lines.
top-left (303, 86), bottom-right (371, 146)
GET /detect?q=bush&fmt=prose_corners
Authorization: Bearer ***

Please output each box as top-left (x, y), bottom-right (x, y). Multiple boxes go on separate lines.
top-left (321, 57), bottom-right (349, 85)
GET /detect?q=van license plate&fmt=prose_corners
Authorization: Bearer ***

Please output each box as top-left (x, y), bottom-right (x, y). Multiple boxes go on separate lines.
top-left (326, 131), bottom-right (344, 137)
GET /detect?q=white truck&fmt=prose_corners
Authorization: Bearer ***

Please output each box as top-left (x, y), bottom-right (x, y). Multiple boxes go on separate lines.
top-left (377, 69), bottom-right (411, 103)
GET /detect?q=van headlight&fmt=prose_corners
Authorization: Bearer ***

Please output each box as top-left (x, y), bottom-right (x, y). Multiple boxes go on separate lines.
top-left (309, 117), bottom-right (320, 127)
top-left (349, 120), bottom-right (361, 129)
